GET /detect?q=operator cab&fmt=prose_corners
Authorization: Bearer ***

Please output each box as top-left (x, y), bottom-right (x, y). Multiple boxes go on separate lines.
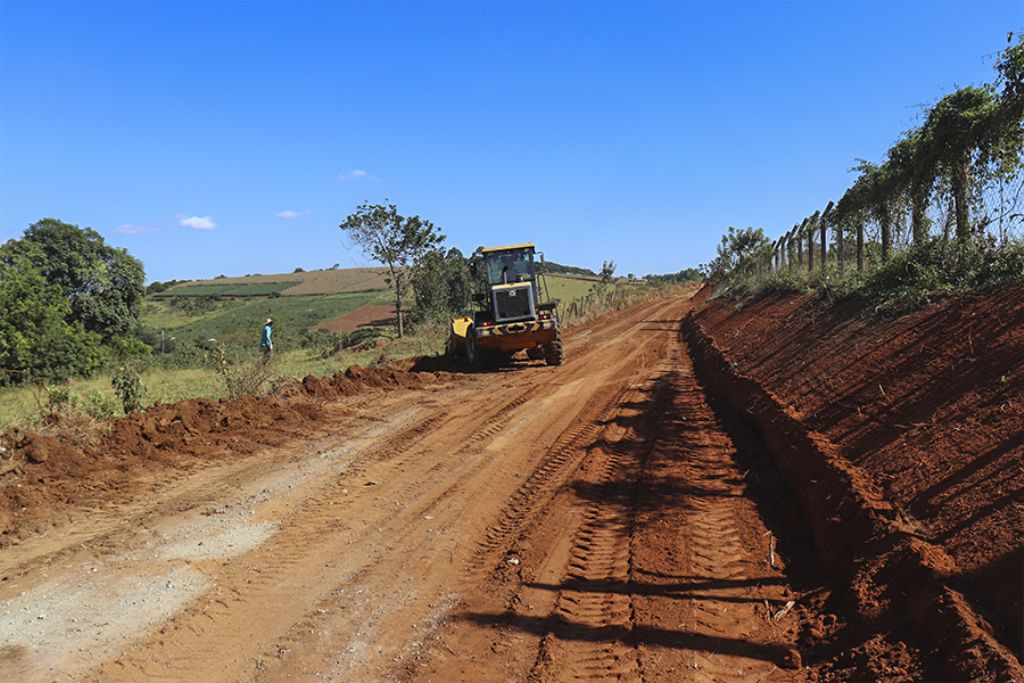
top-left (479, 243), bottom-right (542, 323)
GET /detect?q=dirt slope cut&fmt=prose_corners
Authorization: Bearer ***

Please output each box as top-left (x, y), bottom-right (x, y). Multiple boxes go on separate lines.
top-left (691, 285), bottom-right (1024, 667)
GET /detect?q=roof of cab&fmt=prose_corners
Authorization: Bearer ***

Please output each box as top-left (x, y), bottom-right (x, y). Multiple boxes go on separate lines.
top-left (480, 243), bottom-right (536, 254)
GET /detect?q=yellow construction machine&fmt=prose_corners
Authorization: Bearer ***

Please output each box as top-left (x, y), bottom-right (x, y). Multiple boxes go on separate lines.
top-left (447, 243), bottom-right (564, 368)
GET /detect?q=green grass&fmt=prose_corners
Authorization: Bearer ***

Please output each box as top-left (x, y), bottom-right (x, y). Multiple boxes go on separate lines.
top-left (142, 299), bottom-right (231, 329)
top-left (157, 282), bottom-right (296, 297)
top-left (542, 275), bottom-right (602, 305)
top-left (0, 321), bottom-right (449, 429)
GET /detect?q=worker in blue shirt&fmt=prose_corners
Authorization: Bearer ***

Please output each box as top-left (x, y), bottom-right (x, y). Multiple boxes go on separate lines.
top-left (261, 318), bottom-right (273, 360)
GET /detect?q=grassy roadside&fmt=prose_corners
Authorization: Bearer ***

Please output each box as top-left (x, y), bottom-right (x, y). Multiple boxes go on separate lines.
top-left (0, 323), bottom-right (449, 430)
top-left (0, 281), bottom-right (687, 431)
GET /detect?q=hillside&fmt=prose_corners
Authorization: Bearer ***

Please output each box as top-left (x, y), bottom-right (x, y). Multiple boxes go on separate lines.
top-left (156, 267), bottom-right (391, 297)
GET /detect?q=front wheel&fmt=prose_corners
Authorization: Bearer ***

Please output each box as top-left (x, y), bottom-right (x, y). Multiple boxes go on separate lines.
top-left (465, 328), bottom-right (480, 367)
top-left (544, 332), bottom-right (564, 366)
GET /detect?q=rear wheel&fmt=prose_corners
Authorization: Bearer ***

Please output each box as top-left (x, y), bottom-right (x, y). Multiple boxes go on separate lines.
top-left (526, 346), bottom-right (545, 361)
top-left (544, 331), bottom-right (564, 366)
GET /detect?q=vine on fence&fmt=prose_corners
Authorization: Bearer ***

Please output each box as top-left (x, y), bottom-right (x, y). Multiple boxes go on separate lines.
top-left (707, 36), bottom-right (1024, 296)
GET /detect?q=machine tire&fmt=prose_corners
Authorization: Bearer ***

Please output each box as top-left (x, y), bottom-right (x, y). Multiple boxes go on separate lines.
top-left (526, 346), bottom-right (545, 361)
top-left (544, 332), bottom-right (564, 366)
top-left (465, 328), bottom-right (480, 368)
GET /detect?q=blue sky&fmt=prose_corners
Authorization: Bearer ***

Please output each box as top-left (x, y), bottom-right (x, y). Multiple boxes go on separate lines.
top-left (1, 1), bottom-right (1021, 282)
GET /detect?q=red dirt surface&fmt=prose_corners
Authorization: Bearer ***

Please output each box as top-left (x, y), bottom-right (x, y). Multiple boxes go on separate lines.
top-left (0, 363), bottom-right (443, 548)
top-left (1, 287), bottom-right (1019, 682)
top-left (690, 284), bottom-right (1024, 678)
top-left (317, 304), bottom-right (398, 333)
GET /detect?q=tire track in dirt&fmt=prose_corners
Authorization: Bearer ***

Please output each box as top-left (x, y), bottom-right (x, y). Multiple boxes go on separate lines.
top-left (530, 383), bottom-right (656, 683)
top-left (416, 297), bottom-right (806, 683)
top-left (88, 381), bottom-right (546, 682)
top-left (1, 293), bottom-right (698, 683)
top-left (628, 349), bottom-right (801, 682)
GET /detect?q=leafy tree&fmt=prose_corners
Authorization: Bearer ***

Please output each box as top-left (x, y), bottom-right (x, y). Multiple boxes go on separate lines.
top-left (599, 260), bottom-right (616, 284)
top-left (411, 247), bottom-right (472, 320)
top-left (0, 218), bottom-right (145, 342)
top-left (339, 202), bottom-right (445, 337)
top-left (920, 87), bottom-right (998, 240)
top-left (0, 255), bottom-right (105, 384)
top-left (705, 226), bottom-right (771, 278)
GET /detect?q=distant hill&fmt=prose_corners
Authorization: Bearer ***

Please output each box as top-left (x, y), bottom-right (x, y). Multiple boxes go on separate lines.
top-left (538, 260), bottom-right (599, 279)
top-left (151, 260), bottom-right (604, 298)
top-left (152, 267), bottom-right (391, 298)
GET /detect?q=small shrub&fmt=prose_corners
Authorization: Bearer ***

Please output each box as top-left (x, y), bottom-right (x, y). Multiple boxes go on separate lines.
top-left (45, 385), bottom-right (77, 413)
top-left (211, 344), bottom-right (274, 399)
top-left (112, 364), bottom-right (145, 414)
top-left (342, 326), bottom-right (389, 349)
top-left (84, 390), bottom-right (120, 419)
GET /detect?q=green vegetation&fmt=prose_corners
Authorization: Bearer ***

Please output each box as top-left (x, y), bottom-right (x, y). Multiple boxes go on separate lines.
top-left (643, 267), bottom-right (702, 284)
top-left (0, 205), bottom-right (666, 433)
top-left (151, 291), bottom-right (386, 347)
top-left (0, 219), bottom-right (145, 385)
top-left (412, 247), bottom-right (473, 320)
top-left (539, 260), bottom-right (598, 278)
top-left (339, 201), bottom-right (445, 337)
top-left (543, 275), bottom-right (597, 304)
top-left (722, 238), bottom-right (1024, 314)
top-left (158, 282), bottom-right (295, 297)
top-left (710, 37), bottom-right (1024, 312)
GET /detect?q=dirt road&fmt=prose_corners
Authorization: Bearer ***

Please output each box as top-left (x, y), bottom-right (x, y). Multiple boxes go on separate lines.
top-left (1, 293), bottom-right (810, 681)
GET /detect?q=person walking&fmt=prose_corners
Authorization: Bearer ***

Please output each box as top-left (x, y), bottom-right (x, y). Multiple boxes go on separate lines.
top-left (260, 318), bottom-right (273, 360)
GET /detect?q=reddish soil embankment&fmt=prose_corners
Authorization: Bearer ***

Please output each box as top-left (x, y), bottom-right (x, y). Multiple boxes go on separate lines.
top-left (0, 362), bottom-right (445, 549)
top-left (687, 284), bottom-right (1024, 680)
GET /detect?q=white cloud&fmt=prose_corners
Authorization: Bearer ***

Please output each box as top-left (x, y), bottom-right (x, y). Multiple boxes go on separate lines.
top-left (336, 169), bottom-right (368, 181)
top-left (276, 209), bottom-right (310, 220)
top-left (114, 224), bottom-right (159, 235)
top-left (179, 215), bottom-right (217, 230)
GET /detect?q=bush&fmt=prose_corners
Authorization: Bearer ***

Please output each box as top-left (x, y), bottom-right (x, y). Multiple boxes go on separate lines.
top-left (342, 326), bottom-right (389, 349)
top-left (112, 364), bottom-right (145, 414)
top-left (211, 344), bottom-right (275, 399)
top-left (857, 238), bottom-right (1023, 313)
top-left (84, 390), bottom-right (120, 419)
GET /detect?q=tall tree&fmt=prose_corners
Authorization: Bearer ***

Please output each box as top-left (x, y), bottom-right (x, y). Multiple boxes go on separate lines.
top-left (411, 247), bottom-right (472, 320)
top-left (0, 218), bottom-right (145, 342)
top-left (0, 255), bottom-right (105, 384)
top-left (339, 202), bottom-right (444, 337)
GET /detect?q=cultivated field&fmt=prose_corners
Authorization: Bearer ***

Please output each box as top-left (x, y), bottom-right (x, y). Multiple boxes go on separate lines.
top-left (160, 267), bottom-right (392, 297)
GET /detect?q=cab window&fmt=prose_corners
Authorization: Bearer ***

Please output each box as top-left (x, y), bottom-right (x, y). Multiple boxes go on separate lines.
top-left (486, 250), bottom-right (534, 285)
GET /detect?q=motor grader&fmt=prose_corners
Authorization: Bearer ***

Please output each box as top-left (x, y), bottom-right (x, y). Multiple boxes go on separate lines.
top-left (447, 243), bottom-right (564, 368)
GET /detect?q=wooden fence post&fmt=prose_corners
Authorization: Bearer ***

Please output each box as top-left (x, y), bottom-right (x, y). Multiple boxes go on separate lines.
top-left (837, 220), bottom-right (845, 273)
top-left (788, 225), bottom-right (798, 270)
top-left (807, 212), bottom-right (819, 272)
top-left (796, 220), bottom-right (806, 268)
top-left (856, 219), bottom-right (865, 272)
top-left (820, 201), bottom-right (833, 271)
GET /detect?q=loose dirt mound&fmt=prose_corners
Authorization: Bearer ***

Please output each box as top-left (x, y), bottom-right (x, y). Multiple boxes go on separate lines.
top-left (689, 285), bottom-right (1024, 678)
top-left (317, 304), bottom-right (397, 333)
top-left (0, 361), bottom-right (445, 548)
